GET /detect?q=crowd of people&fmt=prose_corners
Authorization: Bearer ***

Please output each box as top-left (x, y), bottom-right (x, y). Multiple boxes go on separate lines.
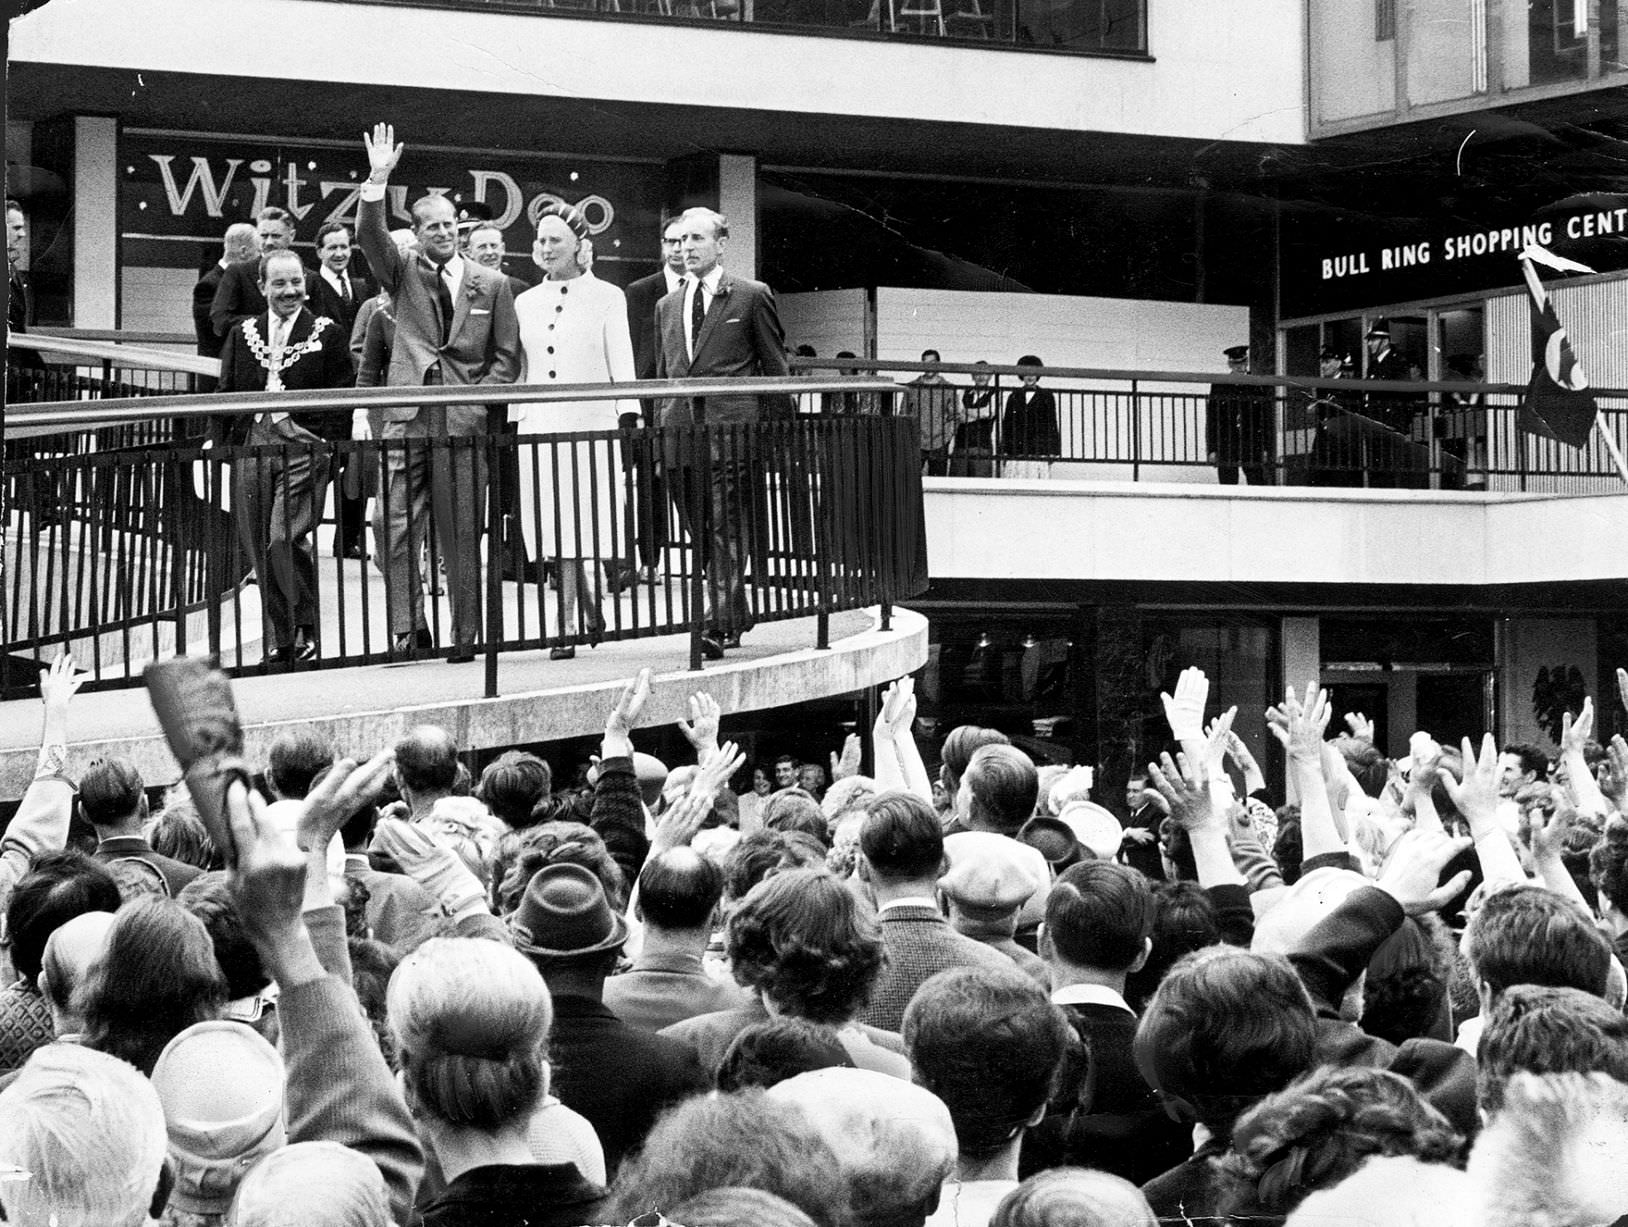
top-left (4, 651), bottom-right (1628, 1227)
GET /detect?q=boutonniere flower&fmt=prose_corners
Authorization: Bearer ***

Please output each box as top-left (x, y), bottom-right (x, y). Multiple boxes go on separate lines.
top-left (715, 282), bottom-right (733, 298)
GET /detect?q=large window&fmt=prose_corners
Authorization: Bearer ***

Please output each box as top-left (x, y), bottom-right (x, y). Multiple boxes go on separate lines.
top-left (339, 0), bottom-right (1148, 53)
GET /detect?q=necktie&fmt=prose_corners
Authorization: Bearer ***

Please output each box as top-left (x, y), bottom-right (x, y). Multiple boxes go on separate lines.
top-left (435, 263), bottom-right (454, 346)
top-left (265, 316), bottom-right (290, 416)
top-left (341, 273), bottom-right (352, 304)
top-left (689, 278), bottom-right (706, 354)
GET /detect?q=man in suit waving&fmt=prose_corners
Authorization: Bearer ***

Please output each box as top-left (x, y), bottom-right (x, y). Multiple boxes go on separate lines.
top-left (654, 207), bottom-right (788, 659)
top-left (356, 123), bottom-right (521, 662)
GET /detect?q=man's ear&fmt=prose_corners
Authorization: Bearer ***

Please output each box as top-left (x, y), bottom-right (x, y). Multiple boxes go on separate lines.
top-left (1128, 935), bottom-right (1152, 976)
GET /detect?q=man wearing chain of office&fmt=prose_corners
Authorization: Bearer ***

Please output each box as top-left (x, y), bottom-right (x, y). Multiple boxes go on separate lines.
top-left (216, 247), bottom-right (356, 665)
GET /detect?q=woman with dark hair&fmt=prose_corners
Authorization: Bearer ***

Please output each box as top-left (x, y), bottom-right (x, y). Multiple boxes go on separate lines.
top-left (998, 356), bottom-right (1060, 472)
top-left (512, 202), bottom-right (636, 659)
top-left (476, 751), bottom-right (554, 830)
top-left (662, 867), bottom-right (905, 1076)
top-left (388, 936), bottom-right (606, 1226)
top-left (1123, 880), bottom-right (1220, 1012)
top-left (904, 965), bottom-right (1072, 1227)
top-left (78, 894), bottom-right (228, 1075)
top-left (715, 1017), bottom-right (854, 1092)
top-left (490, 820), bottom-right (626, 916)
top-left (1218, 1065), bottom-right (1465, 1221)
top-left (608, 1090), bottom-right (850, 1227)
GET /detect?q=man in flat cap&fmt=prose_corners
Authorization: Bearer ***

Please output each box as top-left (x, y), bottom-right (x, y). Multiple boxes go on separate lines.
top-left (1205, 344), bottom-right (1275, 486)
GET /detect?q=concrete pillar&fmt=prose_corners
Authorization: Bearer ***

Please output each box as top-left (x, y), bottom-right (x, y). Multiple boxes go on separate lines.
top-left (1281, 616), bottom-right (1321, 695)
top-left (73, 116), bottom-right (118, 328)
top-left (718, 153), bottom-right (757, 281)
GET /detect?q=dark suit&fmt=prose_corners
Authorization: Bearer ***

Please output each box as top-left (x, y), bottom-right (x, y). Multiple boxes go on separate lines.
top-left (192, 263), bottom-right (228, 394)
top-left (1206, 377), bottom-right (1275, 485)
top-left (357, 192), bottom-right (521, 649)
top-left (999, 387), bottom-right (1061, 457)
top-left (1119, 802), bottom-right (1164, 881)
top-left (1365, 345), bottom-right (1424, 488)
top-left (547, 993), bottom-right (710, 1174)
top-left (216, 307), bottom-right (355, 652)
top-left (1022, 996), bottom-right (1191, 1185)
top-left (307, 266), bottom-right (374, 553)
top-left (622, 268), bottom-right (678, 571)
top-left (654, 269), bottom-right (788, 636)
top-left (94, 835), bottom-right (203, 897)
top-left (211, 260), bottom-right (268, 339)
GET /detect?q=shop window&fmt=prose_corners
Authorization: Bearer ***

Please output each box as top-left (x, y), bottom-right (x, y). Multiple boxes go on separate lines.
top-left (923, 616), bottom-right (1083, 751)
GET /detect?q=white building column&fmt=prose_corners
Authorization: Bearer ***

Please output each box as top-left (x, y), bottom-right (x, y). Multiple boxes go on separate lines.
top-left (73, 115), bottom-right (119, 328)
top-left (718, 153), bottom-right (757, 281)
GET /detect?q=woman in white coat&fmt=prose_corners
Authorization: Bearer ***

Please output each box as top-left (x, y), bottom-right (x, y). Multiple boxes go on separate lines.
top-left (512, 203), bottom-right (637, 659)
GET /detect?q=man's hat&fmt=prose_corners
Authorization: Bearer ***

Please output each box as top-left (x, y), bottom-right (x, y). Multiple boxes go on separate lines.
top-left (1224, 345), bottom-right (1250, 361)
top-left (1056, 800), bottom-right (1124, 859)
top-left (508, 863), bottom-right (629, 959)
top-left (938, 831), bottom-right (1042, 918)
top-left (455, 200), bottom-right (497, 231)
top-left (1365, 319), bottom-right (1391, 338)
top-left (1318, 345), bottom-right (1341, 361)
top-left (1015, 815), bottom-right (1084, 873)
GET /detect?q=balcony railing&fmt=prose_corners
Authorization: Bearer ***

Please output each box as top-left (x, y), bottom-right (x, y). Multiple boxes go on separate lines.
top-left (322, 0), bottom-right (1147, 53)
top-left (804, 359), bottom-right (1628, 494)
top-left (4, 351), bottom-right (928, 702)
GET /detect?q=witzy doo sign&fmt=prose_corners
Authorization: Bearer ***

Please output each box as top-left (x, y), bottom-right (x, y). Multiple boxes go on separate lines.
top-left (119, 131), bottom-right (663, 273)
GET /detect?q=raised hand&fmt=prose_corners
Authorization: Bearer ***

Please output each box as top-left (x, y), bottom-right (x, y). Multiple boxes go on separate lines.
top-left (1375, 827), bottom-right (1473, 916)
top-left (650, 789), bottom-right (711, 855)
top-left (224, 780), bottom-right (307, 945)
top-left (1344, 711), bottom-right (1375, 742)
top-left (1441, 733), bottom-right (1502, 841)
top-left (297, 748), bottom-right (394, 854)
top-left (1617, 667), bottom-right (1628, 718)
top-left (1560, 697), bottom-right (1595, 757)
top-left (1203, 707), bottom-right (1237, 777)
top-left (604, 667), bottom-right (653, 757)
top-left (1525, 787), bottom-right (1579, 863)
top-left (39, 652), bottom-right (88, 717)
top-left (677, 692), bottom-right (722, 756)
top-left (363, 122), bottom-right (403, 182)
top-left (1267, 682), bottom-right (1331, 764)
top-left (1147, 751), bottom-right (1219, 834)
top-left (875, 676), bottom-right (917, 741)
top-left (1160, 667), bottom-right (1209, 744)
top-left (830, 733), bottom-right (862, 782)
top-left (1606, 735), bottom-right (1628, 811)
top-left (692, 739), bottom-right (746, 801)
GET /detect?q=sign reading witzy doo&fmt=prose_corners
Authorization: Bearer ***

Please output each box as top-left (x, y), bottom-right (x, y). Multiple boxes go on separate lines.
top-left (119, 133), bottom-right (664, 275)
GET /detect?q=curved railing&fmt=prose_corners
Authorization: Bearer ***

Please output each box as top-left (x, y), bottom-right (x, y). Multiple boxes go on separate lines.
top-left (3, 347), bottom-right (926, 700)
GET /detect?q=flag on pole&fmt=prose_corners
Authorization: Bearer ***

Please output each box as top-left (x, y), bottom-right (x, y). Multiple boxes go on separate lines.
top-left (1517, 246), bottom-right (1597, 448)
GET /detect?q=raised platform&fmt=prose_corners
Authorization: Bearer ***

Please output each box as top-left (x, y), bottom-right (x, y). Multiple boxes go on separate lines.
top-left (0, 605), bottom-right (928, 801)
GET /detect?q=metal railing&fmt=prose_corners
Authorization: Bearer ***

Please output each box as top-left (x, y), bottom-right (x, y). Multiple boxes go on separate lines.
top-left (315, 0), bottom-right (1146, 53)
top-left (809, 359), bottom-right (1628, 493)
top-left (3, 367), bottom-right (928, 702)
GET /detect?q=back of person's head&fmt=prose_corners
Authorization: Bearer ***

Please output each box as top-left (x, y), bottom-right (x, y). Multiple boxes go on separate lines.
top-left (1043, 859), bottom-right (1153, 974)
top-left (147, 795), bottom-right (220, 870)
top-left (1341, 740), bottom-right (1391, 799)
top-left (1283, 1155), bottom-right (1475, 1227)
top-left (639, 847), bottom-right (725, 931)
top-left (1272, 806), bottom-right (1303, 884)
top-left (821, 775), bottom-right (879, 825)
top-left (964, 744), bottom-right (1039, 836)
top-left (725, 829), bottom-right (823, 903)
top-left (666, 1187), bottom-right (821, 1227)
top-left (1467, 1072), bottom-right (1628, 1227)
top-left (1135, 946), bottom-right (1317, 1136)
top-left (1221, 1065), bottom-right (1464, 1220)
top-left (767, 1068), bottom-right (957, 1227)
top-left (859, 791), bottom-right (943, 882)
top-left (78, 894), bottom-right (228, 1075)
top-left (1464, 883), bottom-right (1612, 1000)
top-left (5, 849), bottom-right (120, 985)
top-left (1251, 866), bottom-right (1373, 958)
top-left (1360, 913), bottom-right (1453, 1046)
top-left (493, 820), bottom-right (627, 915)
top-left (266, 728), bottom-right (334, 800)
top-left (941, 725), bottom-right (1010, 793)
top-left (0, 1043), bottom-right (169, 1227)
top-left (178, 872), bottom-right (270, 1002)
top-left (477, 751), bottom-right (554, 829)
top-left (387, 937), bottom-right (551, 1130)
top-left (609, 1090), bottom-right (851, 1227)
top-left (728, 867), bottom-right (882, 1024)
top-left (988, 1168), bottom-right (1155, 1227)
top-left (1124, 879), bottom-right (1220, 1011)
top-left (230, 1139), bottom-right (392, 1227)
top-left (77, 756), bottom-right (145, 827)
top-left (716, 1017), bottom-right (854, 1092)
top-left (1476, 983), bottom-right (1628, 1116)
top-left (39, 909), bottom-right (116, 1021)
top-left (394, 726), bottom-right (459, 796)
top-left (903, 965), bottom-right (1070, 1161)
top-left (763, 792), bottom-right (830, 847)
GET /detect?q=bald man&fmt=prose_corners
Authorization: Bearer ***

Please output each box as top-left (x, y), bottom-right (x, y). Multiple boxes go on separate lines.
top-left (39, 910), bottom-right (115, 1040)
top-left (194, 221), bottom-right (259, 392)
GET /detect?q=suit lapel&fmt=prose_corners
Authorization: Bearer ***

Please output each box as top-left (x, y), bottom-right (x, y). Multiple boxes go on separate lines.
top-left (690, 273), bottom-right (733, 366)
top-left (450, 264), bottom-right (479, 342)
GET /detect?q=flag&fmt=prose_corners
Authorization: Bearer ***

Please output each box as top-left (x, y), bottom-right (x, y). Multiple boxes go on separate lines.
top-left (1517, 253), bottom-right (1597, 448)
